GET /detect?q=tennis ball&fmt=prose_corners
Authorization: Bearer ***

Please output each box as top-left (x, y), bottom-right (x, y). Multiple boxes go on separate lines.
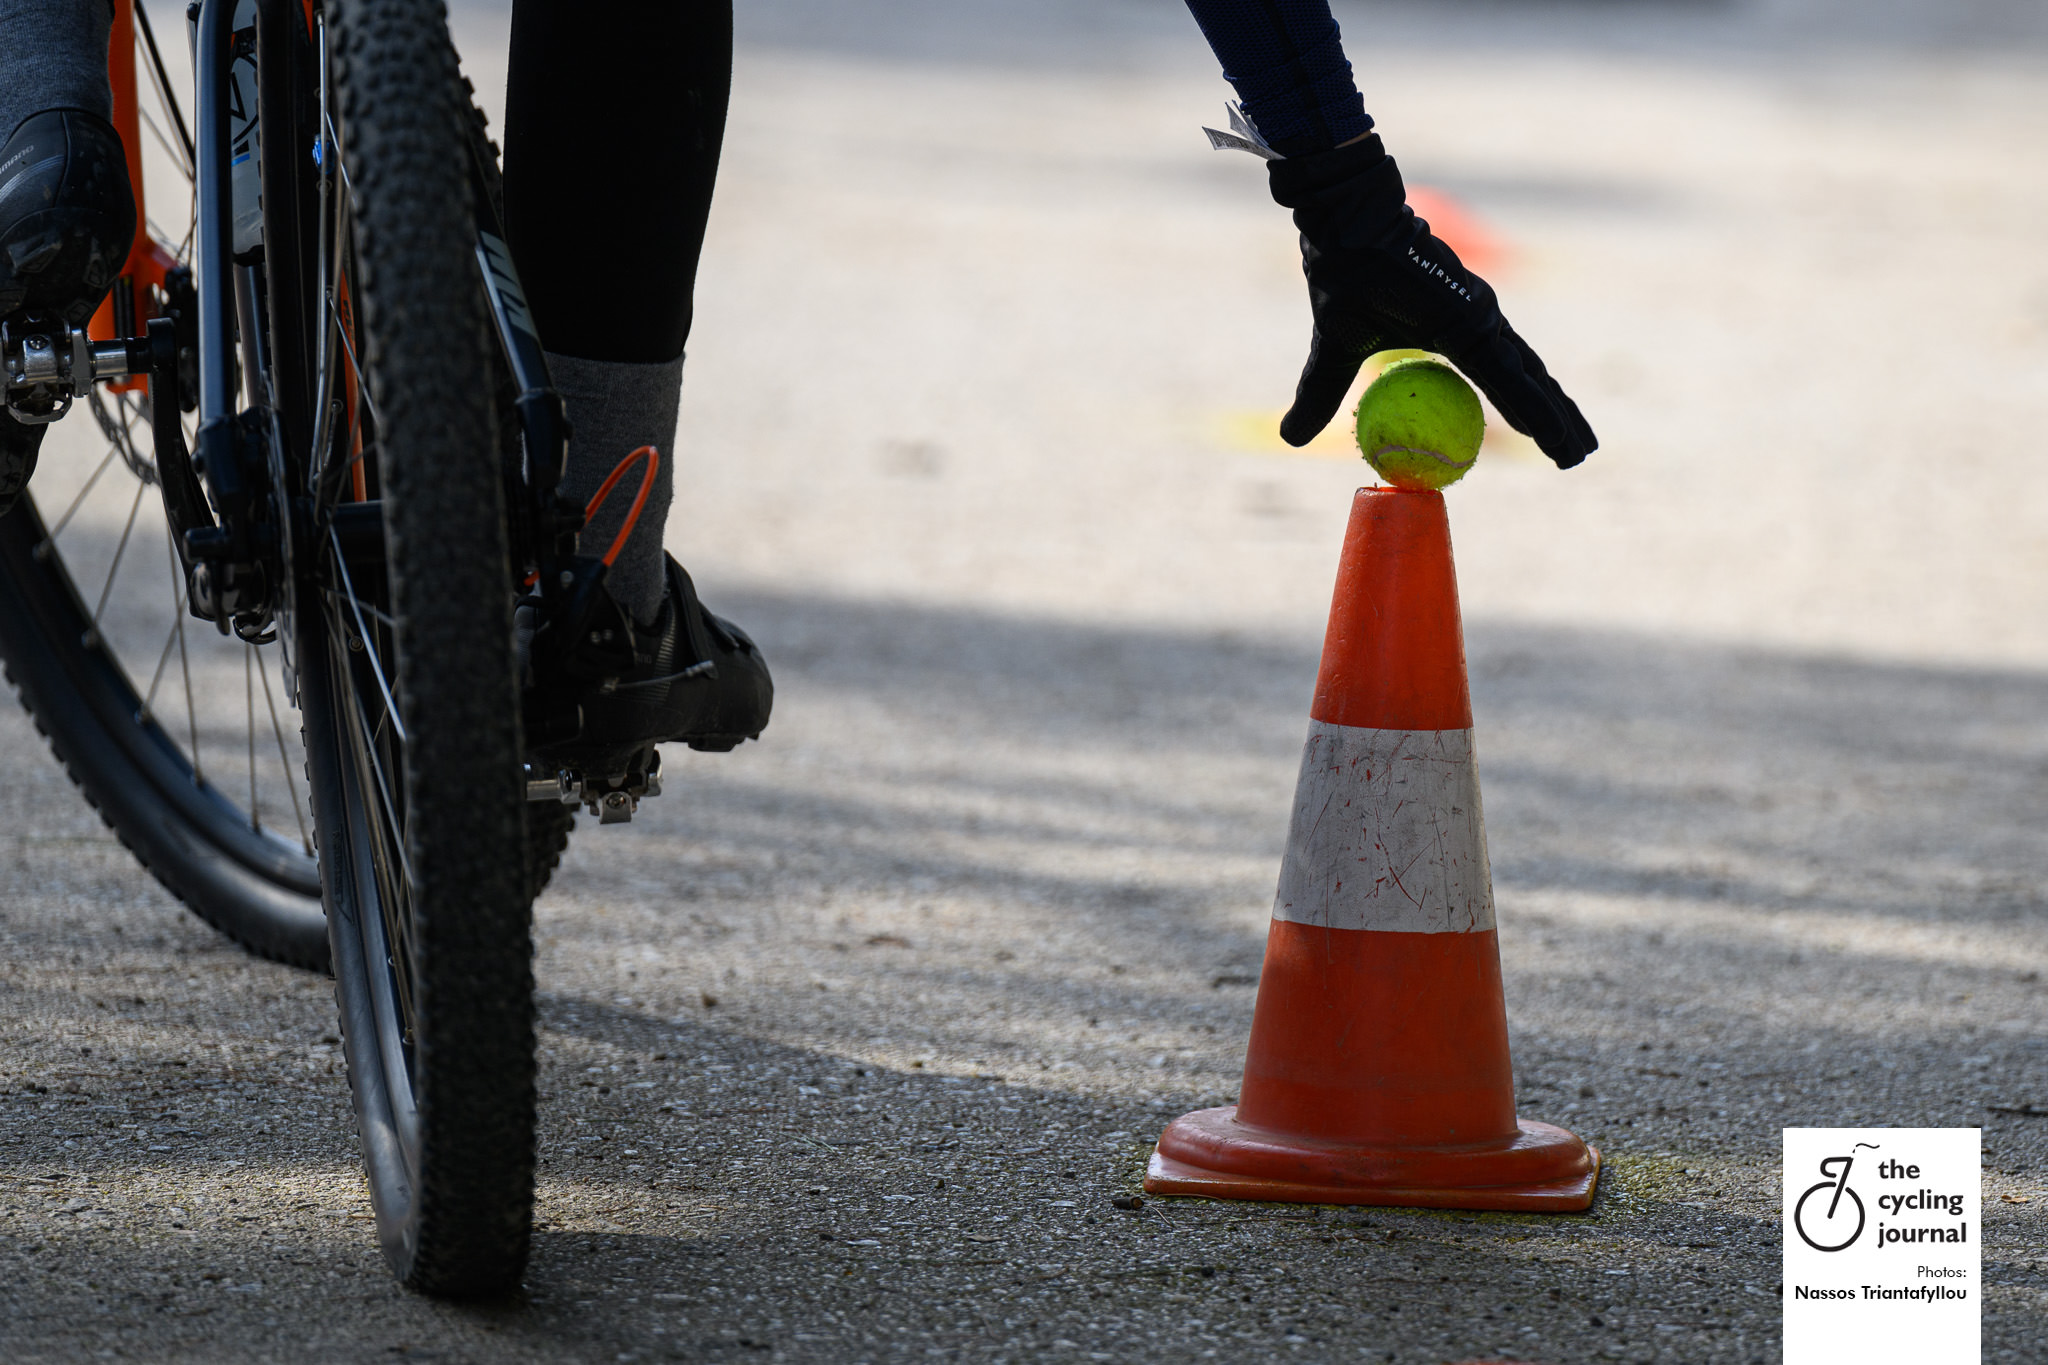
top-left (1364, 347), bottom-right (1435, 376)
top-left (1354, 357), bottom-right (1485, 491)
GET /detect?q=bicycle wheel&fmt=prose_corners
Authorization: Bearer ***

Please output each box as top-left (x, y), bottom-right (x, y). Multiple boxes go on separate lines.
top-left (277, 0), bottom-right (535, 1295)
top-left (0, 0), bottom-right (326, 969)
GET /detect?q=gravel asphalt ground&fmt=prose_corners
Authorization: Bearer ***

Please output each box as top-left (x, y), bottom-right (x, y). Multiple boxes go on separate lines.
top-left (3, 2), bottom-right (2046, 1362)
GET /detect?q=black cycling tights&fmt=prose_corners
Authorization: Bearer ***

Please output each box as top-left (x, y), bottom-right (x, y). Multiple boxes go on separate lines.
top-left (501, 0), bottom-right (732, 366)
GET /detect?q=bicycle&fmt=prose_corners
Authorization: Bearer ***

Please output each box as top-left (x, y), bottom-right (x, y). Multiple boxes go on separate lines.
top-left (0, 0), bottom-right (653, 1295)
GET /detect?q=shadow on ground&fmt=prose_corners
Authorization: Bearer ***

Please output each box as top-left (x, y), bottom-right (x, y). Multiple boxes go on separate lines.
top-left (4, 588), bottom-right (2045, 1362)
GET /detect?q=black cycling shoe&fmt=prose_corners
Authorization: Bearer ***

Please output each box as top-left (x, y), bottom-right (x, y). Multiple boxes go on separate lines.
top-left (0, 109), bottom-right (136, 327)
top-left (1, 109), bottom-right (137, 518)
top-left (540, 553), bottom-right (772, 777)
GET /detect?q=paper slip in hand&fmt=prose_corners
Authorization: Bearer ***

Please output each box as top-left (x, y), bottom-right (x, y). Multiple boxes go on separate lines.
top-left (1201, 101), bottom-right (1283, 161)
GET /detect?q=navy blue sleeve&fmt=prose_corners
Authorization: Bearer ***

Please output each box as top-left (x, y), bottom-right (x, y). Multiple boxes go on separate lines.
top-left (1182, 0), bottom-right (1371, 155)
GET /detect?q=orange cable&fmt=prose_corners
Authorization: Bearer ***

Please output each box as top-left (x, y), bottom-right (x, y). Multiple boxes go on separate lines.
top-left (582, 444), bottom-right (661, 569)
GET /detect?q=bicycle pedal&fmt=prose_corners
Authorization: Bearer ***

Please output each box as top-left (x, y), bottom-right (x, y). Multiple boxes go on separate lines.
top-left (1, 319), bottom-right (149, 425)
top-left (525, 750), bottom-right (662, 824)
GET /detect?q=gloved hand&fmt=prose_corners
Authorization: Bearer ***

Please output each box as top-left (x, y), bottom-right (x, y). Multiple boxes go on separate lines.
top-left (1267, 134), bottom-right (1596, 468)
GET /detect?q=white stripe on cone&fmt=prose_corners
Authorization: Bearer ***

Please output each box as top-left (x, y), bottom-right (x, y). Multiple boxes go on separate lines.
top-left (1272, 720), bottom-right (1495, 934)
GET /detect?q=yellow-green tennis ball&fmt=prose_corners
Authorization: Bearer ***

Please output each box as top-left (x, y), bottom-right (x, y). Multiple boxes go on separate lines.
top-left (1354, 358), bottom-right (1485, 491)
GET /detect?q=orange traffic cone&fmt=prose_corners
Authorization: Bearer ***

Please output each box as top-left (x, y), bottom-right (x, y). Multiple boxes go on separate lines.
top-left (1146, 487), bottom-right (1598, 1211)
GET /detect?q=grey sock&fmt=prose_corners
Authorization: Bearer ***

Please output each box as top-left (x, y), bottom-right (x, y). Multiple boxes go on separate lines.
top-left (548, 349), bottom-right (683, 626)
top-left (0, 0), bottom-right (114, 144)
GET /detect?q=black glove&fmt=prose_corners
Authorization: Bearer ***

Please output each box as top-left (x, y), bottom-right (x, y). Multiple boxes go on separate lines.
top-left (1267, 135), bottom-right (1596, 469)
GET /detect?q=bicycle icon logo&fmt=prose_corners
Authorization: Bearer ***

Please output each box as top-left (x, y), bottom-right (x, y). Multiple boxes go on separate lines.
top-left (1793, 1142), bottom-right (1879, 1252)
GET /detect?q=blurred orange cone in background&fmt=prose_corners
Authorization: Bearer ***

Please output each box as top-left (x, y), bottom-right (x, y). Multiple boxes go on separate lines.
top-left (1145, 487), bottom-right (1598, 1211)
top-left (1405, 185), bottom-right (1507, 276)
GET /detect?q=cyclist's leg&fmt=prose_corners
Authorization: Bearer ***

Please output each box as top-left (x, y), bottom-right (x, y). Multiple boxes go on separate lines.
top-left (537, 348), bottom-right (685, 622)
top-left (0, 0), bottom-right (136, 511)
top-left (502, 0), bottom-right (732, 625)
top-left (502, 0), bottom-right (769, 764)
top-left (0, 0), bottom-right (112, 134)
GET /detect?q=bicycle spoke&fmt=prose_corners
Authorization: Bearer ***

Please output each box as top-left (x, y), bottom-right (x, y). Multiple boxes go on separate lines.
top-left (255, 645), bottom-right (312, 854)
top-left (137, 106), bottom-right (192, 183)
top-left (139, 615), bottom-right (181, 720)
top-left (139, 526), bottom-right (184, 717)
top-left (139, 522), bottom-right (190, 718)
top-left (326, 523), bottom-right (406, 745)
top-left (324, 290), bottom-right (381, 429)
top-left (318, 581), bottom-right (397, 631)
top-left (333, 625), bottom-right (422, 1065)
top-left (44, 443), bottom-right (121, 542)
top-left (133, 0), bottom-right (195, 174)
top-left (171, 530), bottom-right (202, 786)
top-left (361, 702), bottom-right (420, 1057)
top-left (311, 106), bottom-right (351, 481)
top-left (370, 854), bottom-right (420, 1062)
top-left (310, 357), bottom-right (337, 486)
top-left (327, 116), bottom-right (356, 201)
top-left (245, 645), bottom-right (260, 831)
top-left (336, 629), bottom-right (415, 893)
top-left (86, 476), bottom-right (150, 644)
top-left (316, 432), bottom-right (384, 509)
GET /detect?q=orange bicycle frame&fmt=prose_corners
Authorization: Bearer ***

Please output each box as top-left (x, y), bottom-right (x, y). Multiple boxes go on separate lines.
top-left (91, 0), bottom-right (183, 392)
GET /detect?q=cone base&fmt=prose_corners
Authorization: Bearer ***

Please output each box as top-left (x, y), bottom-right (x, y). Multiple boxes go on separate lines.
top-left (1144, 1106), bottom-right (1599, 1212)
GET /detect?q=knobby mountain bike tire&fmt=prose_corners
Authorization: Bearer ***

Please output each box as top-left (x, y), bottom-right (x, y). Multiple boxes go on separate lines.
top-left (0, 0), bottom-right (328, 970)
top-left (278, 0), bottom-right (537, 1295)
